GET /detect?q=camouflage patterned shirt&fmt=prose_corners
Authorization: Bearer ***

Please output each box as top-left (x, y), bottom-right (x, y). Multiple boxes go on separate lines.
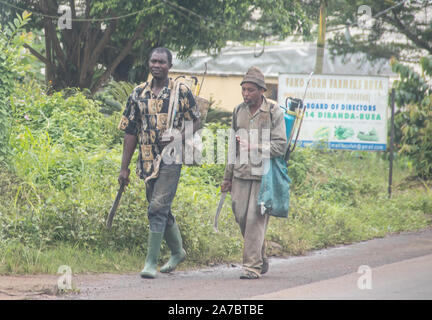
top-left (118, 78), bottom-right (200, 180)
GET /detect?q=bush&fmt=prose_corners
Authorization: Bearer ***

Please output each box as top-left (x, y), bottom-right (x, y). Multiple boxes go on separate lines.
top-left (392, 57), bottom-right (432, 178)
top-left (9, 83), bottom-right (121, 191)
top-left (0, 11), bottom-right (32, 164)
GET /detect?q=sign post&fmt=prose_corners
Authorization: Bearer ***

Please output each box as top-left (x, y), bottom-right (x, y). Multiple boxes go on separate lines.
top-left (388, 89), bottom-right (395, 198)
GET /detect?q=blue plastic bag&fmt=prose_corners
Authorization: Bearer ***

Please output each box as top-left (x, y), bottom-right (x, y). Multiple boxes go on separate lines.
top-left (258, 157), bottom-right (291, 218)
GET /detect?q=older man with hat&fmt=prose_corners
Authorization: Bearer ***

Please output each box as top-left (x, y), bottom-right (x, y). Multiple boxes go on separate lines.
top-left (221, 66), bottom-right (287, 279)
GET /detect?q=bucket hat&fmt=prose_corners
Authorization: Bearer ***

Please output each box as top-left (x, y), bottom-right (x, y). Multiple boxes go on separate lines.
top-left (240, 66), bottom-right (267, 91)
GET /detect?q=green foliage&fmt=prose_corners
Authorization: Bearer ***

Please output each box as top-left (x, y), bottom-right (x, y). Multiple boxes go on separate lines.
top-left (205, 99), bottom-right (232, 126)
top-left (13, 0), bottom-right (311, 91)
top-left (95, 81), bottom-right (137, 115)
top-left (0, 11), bottom-right (32, 164)
top-left (0, 240), bottom-right (145, 274)
top-left (8, 82), bottom-right (124, 193)
top-left (392, 57), bottom-right (432, 178)
top-left (325, 1), bottom-right (431, 62)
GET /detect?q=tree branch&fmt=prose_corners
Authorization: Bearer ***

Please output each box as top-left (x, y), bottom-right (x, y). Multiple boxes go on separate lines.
top-left (85, 0), bottom-right (91, 18)
top-left (40, 0), bottom-right (67, 72)
top-left (88, 20), bottom-right (117, 70)
top-left (90, 21), bottom-right (147, 94)
top-left (78, 0), bottom-right (94, 86)
top-left (23, 44), bottom-right (50, 65)
top-left (387, 12), bottom-right (432, 55)
top-left (79, 30), bottom-right (94, 86)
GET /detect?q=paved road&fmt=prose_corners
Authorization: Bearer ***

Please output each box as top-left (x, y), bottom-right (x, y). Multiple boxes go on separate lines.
top-left (251, 254), bottom-right (432, 299)
top-left (64, 228), bottom-right (432, 300)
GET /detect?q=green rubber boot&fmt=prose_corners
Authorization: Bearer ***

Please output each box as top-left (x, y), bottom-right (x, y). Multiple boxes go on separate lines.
top-left (140, 232), bottom-right (163, 279)
top-left (160, 223), bottom-right (186, 273)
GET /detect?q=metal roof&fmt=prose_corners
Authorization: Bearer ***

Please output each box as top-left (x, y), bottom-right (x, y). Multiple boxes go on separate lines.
top-left (171, 42), bottom-right (395, 77)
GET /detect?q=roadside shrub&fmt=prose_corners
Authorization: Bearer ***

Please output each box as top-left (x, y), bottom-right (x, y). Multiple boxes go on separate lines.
top-left (0, 11), bottom-right (32, 164)
top-left (392, 57), bottom-right (432, 178)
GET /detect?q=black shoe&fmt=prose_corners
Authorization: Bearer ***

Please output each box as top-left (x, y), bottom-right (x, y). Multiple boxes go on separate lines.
top-left (261, 259), bottom-right (269, 275)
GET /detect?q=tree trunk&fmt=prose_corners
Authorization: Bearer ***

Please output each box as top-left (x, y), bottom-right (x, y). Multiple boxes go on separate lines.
top-left (90, 21), bottom-right (148, 94)
top-left (27, 0), bottom-right (136, 92)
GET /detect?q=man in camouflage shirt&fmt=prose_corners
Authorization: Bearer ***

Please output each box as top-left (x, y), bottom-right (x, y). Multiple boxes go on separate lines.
top-left (118, 47), bottom-right (201, 278)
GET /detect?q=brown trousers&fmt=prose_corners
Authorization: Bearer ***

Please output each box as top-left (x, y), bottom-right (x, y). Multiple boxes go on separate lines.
top-left (231, 177), bottom-right (269, 275)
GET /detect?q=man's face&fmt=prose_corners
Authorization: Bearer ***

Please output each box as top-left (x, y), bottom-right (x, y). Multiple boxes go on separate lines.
top-left (149, 51), bottom-right (171, 80)
top-left (241, 82), bottom-right (264, 107)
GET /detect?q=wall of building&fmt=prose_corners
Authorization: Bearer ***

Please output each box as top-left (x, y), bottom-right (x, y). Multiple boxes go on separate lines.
top-left (169, 71), bottom-right (278, 112)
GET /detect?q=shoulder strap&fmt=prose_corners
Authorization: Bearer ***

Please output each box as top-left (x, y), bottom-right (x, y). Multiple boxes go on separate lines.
top-left (232, 104), bottom-right (242, 131)
top-left (136, 82), bottom-right (149, 99)
top-left (167, 80), bottom-right (182, 131)
top-left (268, 100), bottom-right (276, 123)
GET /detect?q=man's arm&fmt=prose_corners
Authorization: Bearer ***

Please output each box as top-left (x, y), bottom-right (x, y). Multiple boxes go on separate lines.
top-left (117, 89), bottom-right (141, 185)
top-left (221, 109), bottom-right (237, 192)
top-left (118, 133), bottom-right (137, 185)
top-left (267, 107), bottom-right (287, 158)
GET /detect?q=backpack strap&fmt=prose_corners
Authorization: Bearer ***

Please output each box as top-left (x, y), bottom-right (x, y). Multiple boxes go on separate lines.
top-left (268, 99), bottom-right (277, 124)
top-left (167, 80), bottom-right (181, 132)
top-left (232, 104), bottom-right (241, 132)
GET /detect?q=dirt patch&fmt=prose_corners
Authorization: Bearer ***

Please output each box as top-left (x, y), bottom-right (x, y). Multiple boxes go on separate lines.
top-left (0, 275), bottom-right (60, 300)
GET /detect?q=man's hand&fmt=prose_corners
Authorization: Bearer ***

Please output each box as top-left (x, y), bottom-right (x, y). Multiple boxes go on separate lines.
top-left (220, 179), bottom-right (232, 192)
top-left (237, 136), bottom-right (258, 151)
top-left (118, 168), bottom-right (131, 186)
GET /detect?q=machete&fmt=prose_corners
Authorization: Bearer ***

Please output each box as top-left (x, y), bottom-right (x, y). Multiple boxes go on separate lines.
top-left (213, 191), bottom-right (227, 232)
top-left (106, 180), bottom-right (126, 230)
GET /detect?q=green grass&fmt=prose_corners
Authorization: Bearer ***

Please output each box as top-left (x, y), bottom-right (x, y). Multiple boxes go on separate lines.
top-left (0, 240), bottom-right (144, 275)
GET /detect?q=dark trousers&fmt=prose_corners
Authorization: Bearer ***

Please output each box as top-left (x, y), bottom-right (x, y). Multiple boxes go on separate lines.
top-left (145, 163), bottom-right (182, 233)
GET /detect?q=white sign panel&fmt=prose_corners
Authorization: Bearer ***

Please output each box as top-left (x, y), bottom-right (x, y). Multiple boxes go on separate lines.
top-left (278, 74), bottom-right (389, 151)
